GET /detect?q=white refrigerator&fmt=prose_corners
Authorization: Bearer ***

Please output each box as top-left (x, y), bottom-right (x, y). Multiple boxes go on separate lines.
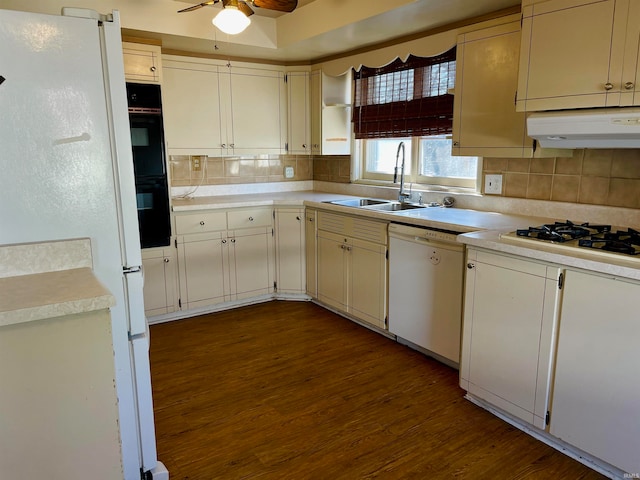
top-left (0, 8), bottom-right (167, 480)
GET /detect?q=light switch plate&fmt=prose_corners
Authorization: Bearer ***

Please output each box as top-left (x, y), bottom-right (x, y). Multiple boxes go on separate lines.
top-left (484, 174), bottom-right (503, 195)
top-left (284, 166), bottom-right (294, 178)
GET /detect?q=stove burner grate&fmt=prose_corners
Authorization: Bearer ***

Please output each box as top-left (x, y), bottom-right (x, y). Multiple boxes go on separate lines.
top-left (516, 221), bottom-right (610, 243)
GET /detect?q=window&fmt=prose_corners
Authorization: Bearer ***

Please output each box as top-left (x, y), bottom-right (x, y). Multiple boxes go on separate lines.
top-left (361, 137), bottom-right (478, 189)
top-left (353, 48), bottom-right (479, 190)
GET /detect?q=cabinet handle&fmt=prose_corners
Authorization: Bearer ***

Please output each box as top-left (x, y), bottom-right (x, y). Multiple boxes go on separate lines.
top-left (230, 143), bottom-right (235, 148)
top-left (625, 82), bottom-right (635, 90)
top-left (150, 66), bottom-right (156, 72)
top-left (346, 246), bottom-right (352, 251)
top-left (340, 244), bottom-right (345, 250)
top-left (222, 239), bottom-right (227, 244)
top-left (249, 216), bottom-right (254, 221)
top-left (221, 143), bottom-right (227, 148)
top-left (200, 221), bottom-right (205, 226)
top-left (453, 141), bottom-right (459, 147)
top-left (309, 218), bottom-right (314, 222)
top-left (296, 216), bottom-right (301, 221)
top-left (230, 238), bottom-right (236, 243)
top-left (164, 258), bottom-right (170, 263)
top-left (604, 82), bottom-right (614, 91)
top-left (302, 144), bottom-right (307, 149)
top-left (467, 262), bottom-right (475, 269)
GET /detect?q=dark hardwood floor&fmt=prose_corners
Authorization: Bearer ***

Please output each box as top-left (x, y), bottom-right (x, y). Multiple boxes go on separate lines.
top-left (149, 301), bottom-right (605, 479)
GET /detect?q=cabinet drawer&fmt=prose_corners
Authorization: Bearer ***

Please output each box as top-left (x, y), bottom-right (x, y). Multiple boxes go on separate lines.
top-left (227, 207), bottom-right (272, 229)
top-left (175, 211), bottom-right (227, 235)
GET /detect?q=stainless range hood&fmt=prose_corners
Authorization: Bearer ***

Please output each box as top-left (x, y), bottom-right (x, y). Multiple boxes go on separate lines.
top-left (527, 107), bottom-right (640, 148)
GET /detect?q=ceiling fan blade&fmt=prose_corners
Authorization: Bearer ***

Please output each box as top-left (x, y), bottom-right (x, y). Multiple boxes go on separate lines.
top-left (251, 0), bottom-right (297, 13)
top-left (222, 0), bottom-right (255, 16)
top-left (177, 0), bottom-right (219, 13)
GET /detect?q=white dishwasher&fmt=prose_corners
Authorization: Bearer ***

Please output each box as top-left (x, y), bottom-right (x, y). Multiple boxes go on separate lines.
top-left (388, 223), bottom-right (464, 366)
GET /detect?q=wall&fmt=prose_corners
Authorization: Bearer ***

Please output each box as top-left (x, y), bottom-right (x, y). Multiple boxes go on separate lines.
top-left (483, 149), bottom-right (640, 209)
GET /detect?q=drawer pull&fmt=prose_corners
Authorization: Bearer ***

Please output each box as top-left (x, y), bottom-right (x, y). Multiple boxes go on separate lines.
top-left (200, 221), bottom-right (205, 226)
top-left (249, 216), bottom-right (254, 221)
top-left (150, 66), bottom-right (157, 72)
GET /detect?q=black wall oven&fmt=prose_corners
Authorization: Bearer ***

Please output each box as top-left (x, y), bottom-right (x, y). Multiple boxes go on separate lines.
top-left (126, 82), bottom-right (171, 248)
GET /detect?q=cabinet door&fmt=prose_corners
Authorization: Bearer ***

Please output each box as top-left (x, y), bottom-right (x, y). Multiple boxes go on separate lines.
top-left (122, 43), bottom-right (161, 84)
top-left (348, 238), bottom-right (387, 329)
top-left (287, 72), bottom-right (311, 154)
top-left (275, 208), bottom-right (305, 294)
top-left (226, 66), bottom-right (286, 155)
top-left (228, 228), bottom-right (274, 300)
top-left (305, 209), bottom-right (317, 297)
top-left (142, 247), bottom-right (177, 317)
top-left (460, 250), bottom-right (560, 428)
top-left (310, 70), bottom-right (321, 155)
top-left (317, 231), bottom-right (347, 310)
top-left (550, 270), bottom-right (640, 474)
top-left (177, 233), bottom-right (228, 309)
top-left (517, 0), bottom-right (618, 111)
top-left (162, 57), bottom-right (224, 156)
top-left (453, 20), bottom-right (531, 157)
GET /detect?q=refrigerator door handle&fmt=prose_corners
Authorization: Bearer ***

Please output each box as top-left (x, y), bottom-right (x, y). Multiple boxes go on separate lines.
top-left (124, 267), bottom-right (147, 336)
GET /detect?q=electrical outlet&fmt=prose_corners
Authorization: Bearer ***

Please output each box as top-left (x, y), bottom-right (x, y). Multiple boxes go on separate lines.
top-left (284, 166), bottom-right (294, 178)
top-left (484, 174), bottom-right (503, 195)
top-left (191, 156), bottom-right (202, 172)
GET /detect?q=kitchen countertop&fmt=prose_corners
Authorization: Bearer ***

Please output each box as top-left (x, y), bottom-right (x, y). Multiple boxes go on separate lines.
top-left (0, 238), bottom-right (115, 327)
top-left (0, 267), bottom-right (115, 327)
top-left (173, 191), bottom-right (552, 233)
top-left (458, 230), bottom-right (640, 282)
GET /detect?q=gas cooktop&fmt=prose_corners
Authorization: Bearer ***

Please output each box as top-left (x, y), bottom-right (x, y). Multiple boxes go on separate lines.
top-left (500, 220), bottom-right (640, 265)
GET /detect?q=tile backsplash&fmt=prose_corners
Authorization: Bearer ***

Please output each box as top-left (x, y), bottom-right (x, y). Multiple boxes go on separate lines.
top-left (170, 154), bottom-right (313, 186)
top-left (483, 149), bottom-right (640, 209)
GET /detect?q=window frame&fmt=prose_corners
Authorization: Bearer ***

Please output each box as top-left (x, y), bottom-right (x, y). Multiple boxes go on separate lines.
top-left (357, 136), bottom-right (482, 191)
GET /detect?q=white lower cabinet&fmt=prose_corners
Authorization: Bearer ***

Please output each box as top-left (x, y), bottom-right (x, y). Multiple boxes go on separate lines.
top-left (275, 207), bottom-right (306, 294)
top-left (142, 246), bottom-right (178, 317)
top-left (460, 248), bottom-right (561, 429)
top-left (316, 211), bottom-right (387, 329)
top-left (305, 208), bottom-right (317, 297)
top-left (175, 207), bottom-right (274, 311)
top-left (550, 269), bottom-right (640, 475)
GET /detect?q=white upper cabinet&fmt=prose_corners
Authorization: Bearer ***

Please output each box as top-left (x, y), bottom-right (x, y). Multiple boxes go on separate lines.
top-left (221, 64), bottom-right (287, 155)
top-left (286, 71), bottom-right (311, 155)
top-left (162, 56), bottom-right (224, 157)
top-left (311, 70), bottom-right (352, 155)
top-left (162, 56), bottom-right (286, 156)
top-left (517, 0), bottom-right (640, 111)
top-left (122, 42), bottom-right (162, 84)
top-left (452, 18), bottom-right (532, 157)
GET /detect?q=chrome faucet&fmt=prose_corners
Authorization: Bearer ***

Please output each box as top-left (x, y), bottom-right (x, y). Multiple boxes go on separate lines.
top-left (393, 141), bottom-right (410, 203)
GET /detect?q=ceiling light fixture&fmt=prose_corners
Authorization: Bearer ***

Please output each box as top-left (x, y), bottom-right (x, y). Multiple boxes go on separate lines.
top-left (212, 2), bottom-right (251, 35)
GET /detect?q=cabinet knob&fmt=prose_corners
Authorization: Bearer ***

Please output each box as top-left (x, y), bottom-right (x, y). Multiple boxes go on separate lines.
top-left (164, 258), bottom-right (170, 263)
top-left (467, 262), bottom-right (475, 269)
top-left (230, 143), bottom-right (235, 149)
top-left (453, 141), bottom-right (459, 147)
top-left (221, 143), bottom-right (227, 148)
top-left (302, 144), bottom-right (307, 149)
top-left (346, 246), bottom-right (352, 252)
top-left (340, 244), bottom-right (345, 250)
top-left (231, 238), bottom-right (236, 243)
top-left (222, 239), bottom-right (227, 244)
top-left (200, 221), bottom-right (205, 226)
top-left (249, 216), bottom-right (254, 221)
top-left (604, 82), bottom-right (614, 91)
top-left (309, 217), bottom-right (314, 222)
top-left (296, 216), bottom-right (301, 221)
top-left (150, 66), bottom-right (156, 72)
top-left (625, 82), bottom-right (635, 90)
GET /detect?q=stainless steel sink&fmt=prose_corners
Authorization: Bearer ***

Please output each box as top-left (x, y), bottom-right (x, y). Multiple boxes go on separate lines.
top-left (327, 198), bottom-right (390, 207)
top-left (365, 202), bottom-right (426, 211)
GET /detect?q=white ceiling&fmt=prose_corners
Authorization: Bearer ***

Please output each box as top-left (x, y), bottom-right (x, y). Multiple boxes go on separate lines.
top-left (127, 0), bottom-right (520, 62)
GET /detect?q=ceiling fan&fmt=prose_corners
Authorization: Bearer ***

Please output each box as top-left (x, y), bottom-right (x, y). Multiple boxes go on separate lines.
top-left (177, 0), bottom-right (298, 17)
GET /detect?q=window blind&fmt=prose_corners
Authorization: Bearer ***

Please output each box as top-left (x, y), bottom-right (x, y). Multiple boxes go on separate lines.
top-left (352, 47), bottom-right (456, 139)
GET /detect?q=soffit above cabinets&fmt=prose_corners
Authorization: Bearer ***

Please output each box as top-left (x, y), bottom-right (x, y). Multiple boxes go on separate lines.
top-left (3, 0), bottom-right (519, 62)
